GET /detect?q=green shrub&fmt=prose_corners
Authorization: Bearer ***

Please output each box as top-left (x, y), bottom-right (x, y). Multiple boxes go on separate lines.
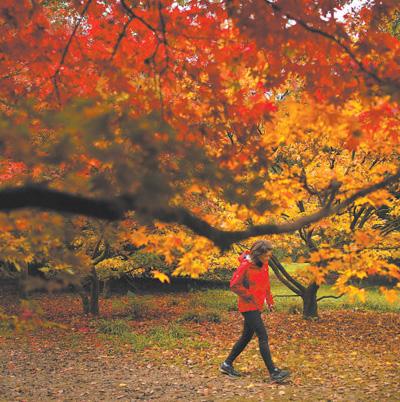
top-left (200, 268), bottom-right (233, 282)
top-left (128, 251), bottom-right (170, 277)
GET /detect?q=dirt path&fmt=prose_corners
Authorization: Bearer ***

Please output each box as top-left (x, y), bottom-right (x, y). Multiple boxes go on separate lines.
top-left (1, 294), bottom-right (399, 401)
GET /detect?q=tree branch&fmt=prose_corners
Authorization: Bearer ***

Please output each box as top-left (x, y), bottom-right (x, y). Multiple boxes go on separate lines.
top-left (270, 255), bottom-right (306, 293)
top-left (120, 0), bottom-right (157, 34)
top-left (269, 263), bottom-right (303, 296)
top-left (111, 15), bottom-right (134, 60)
top-left (358, 206), bottom-right (375, 229)
top-left (317, 293), bottom-right (344, 302)
top-left (52, 0), bottom-right (93, 105)
top-left (264, 0), bottom-right (388, 89)
top-left (0, 170), bottom-right (399, 249)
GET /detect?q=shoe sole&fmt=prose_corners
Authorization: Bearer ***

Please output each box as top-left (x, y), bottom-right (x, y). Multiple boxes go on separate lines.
top-left (270, 372), bottom-right (291, 384)
top-left (219, 367), bottom-right (241, 378)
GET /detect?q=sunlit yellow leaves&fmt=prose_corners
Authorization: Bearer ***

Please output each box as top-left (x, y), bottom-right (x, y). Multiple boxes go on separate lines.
top-left (379, 287), bottom-right (398, 303)
top-left (152, 270), bottom-right (170, 284)
top-left (307, 265), bottom-right (326, 286)
top-left (186, 184), bottom-right (203, 194)
top-left (128, 227), bottom-right (149, 248)
top-left (344, 286), bottom-right (366, 303)
top-left (354, 189), bottom-right (394, 208)
top-left (353, 231), bottom-right (375, 247)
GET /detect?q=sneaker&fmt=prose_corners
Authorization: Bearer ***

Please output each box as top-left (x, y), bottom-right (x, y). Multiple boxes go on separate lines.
top-left (219, 362), bottom-right (242, 378)
top-left (270, 367), bottom-right (291, 383)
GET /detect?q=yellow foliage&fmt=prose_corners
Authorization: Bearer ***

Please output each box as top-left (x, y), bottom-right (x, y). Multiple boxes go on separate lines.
top-left (152, 270), bottom-right (170, 284)
top-left (379, 287), bottom-right (398, 304)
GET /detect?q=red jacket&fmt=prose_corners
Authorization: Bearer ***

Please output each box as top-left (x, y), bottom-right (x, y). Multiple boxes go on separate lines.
top-left (230, 251), bottom-right (274, 312)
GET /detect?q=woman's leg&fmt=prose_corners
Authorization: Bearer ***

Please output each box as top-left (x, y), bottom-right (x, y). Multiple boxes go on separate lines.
top-left (225, 316), bottom-right (254, 365)
top-left (243, 310), bottom-right (275, 373)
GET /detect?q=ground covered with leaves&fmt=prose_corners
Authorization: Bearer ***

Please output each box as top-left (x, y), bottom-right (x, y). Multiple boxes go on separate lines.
top-left (1, 290), bottom-right (399, 401)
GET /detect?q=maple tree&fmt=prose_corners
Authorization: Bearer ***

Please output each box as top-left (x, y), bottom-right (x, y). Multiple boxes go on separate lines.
top-left (0, 0), bottom-right (399, 305)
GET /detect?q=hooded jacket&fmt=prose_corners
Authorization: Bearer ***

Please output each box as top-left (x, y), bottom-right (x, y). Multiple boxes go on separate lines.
top-left (230, 251), bottom-right (274, 312)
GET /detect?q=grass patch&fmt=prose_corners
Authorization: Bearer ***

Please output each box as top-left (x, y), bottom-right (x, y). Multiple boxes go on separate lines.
top-left (188, 289), bottom-right (236, 312)
top-left (147, 323), bottom-right (191, 348)
top-left (98, 332), bottom-right (148, 352)
top-left (178, 310), bottom-right (221, 323)
top-left (96, 319), bottom-right (131, 335)
top-left (270, 284), bottom-right (399, 314)
top-left (96, 319), bottom-right (148, 351)
top-left (0, 320), bottom-right (14, 337)
top-left (183, 337), bottom-right (211, 349)
top-left (95, 319), bottom-right (203, 351)
top-left (319, 287), bottom-right (400, 313)
top-left (130, 295), bottom-right (156, 320)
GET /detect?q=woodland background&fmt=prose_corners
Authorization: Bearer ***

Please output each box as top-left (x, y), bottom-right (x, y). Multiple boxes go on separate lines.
top-left (0, 0), bottom-right (400, 400)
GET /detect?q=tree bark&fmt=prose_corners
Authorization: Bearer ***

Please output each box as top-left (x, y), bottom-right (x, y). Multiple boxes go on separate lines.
top-left (80, 292), bottom-right (90, 315)
top-left (302, 282), bottom-right (319, 319)
top-left (90, 267), bottom-right (100, 315)
top-left (18, 267), bottom-right (29, 299)
top-left (76, 285), bottom-right (90, 314)
top-left (102, 280), bottom-right (111, 299)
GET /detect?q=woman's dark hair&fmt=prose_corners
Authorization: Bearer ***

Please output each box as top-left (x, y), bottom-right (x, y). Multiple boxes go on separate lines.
top-left (250, 240), bottom-right (273, 262)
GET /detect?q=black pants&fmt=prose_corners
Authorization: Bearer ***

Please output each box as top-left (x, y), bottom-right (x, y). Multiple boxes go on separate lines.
top-left (225, 310), bottom-right (275, 373)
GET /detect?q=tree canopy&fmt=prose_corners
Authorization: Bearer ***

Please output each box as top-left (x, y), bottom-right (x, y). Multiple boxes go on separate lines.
top-left (0, 0), bottom-right (399, 299)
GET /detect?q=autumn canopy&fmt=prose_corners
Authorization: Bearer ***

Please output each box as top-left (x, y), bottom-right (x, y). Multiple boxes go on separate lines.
top-left (0, 0), bottom-right (399, 301)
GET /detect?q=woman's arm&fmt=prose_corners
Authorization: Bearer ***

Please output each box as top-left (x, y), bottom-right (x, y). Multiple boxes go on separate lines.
top-left (265, 266), bottom-right (274, 309)
top-left (230, 263), bottom-right (257, 305)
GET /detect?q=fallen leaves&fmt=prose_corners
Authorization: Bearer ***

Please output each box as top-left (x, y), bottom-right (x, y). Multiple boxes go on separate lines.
top-left (1, 293), bottom-right (399, 401)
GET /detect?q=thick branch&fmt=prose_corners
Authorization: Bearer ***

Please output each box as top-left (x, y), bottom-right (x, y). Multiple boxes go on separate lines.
top-left (269, 263), bottom-right (303, 296)
top-left (270, 255), bottom-right (306, 293)
top-left (358, 206), bottom-right (375, 229)
top-left (0, 170), bottom-right (399, 249)
top-left (350, 206), bottom-right (365, 231)
top-left (93, 241), bottom-right (109, 265)
top-left (317, 293), bottom-right (345, 302)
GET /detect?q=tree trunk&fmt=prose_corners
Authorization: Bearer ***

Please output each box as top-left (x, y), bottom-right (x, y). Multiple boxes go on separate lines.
top-left (80, 292), bottom-right (90, 315)
top-left (75, 284), bottom-right (90, 314)
top-left (18, 269), bottom-right (29, 300)
top-left (90, 267), bottom-right (99, 315)
top-left (102, 280), bottom-right (111, 299)
top-left (302, 282), bottom-right (319, 319)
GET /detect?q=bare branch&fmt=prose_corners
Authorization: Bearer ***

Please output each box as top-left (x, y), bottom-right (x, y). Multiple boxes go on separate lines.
top-left (269, 263), bottom-right (303, 296)
top-left (111, 16), bottom-right (134, 60)
top-left (270, 255), bottom-right (306, 293)
top-left (52, 0), bottom-right (93, 105)
top-left (120, 0), bottom-right (157, 34)
top-left (350, 206), bottom-right (365, 231)
top-left (358, 206), bottom-right (375, 229)
top-left (264, 0), bottom-right (389, 89)
top-left (317, 293), bottom-right (345, 302)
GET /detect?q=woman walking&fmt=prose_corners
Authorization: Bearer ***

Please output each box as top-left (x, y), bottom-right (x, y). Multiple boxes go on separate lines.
top-left (220, 240), bottom-right (290, 383)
